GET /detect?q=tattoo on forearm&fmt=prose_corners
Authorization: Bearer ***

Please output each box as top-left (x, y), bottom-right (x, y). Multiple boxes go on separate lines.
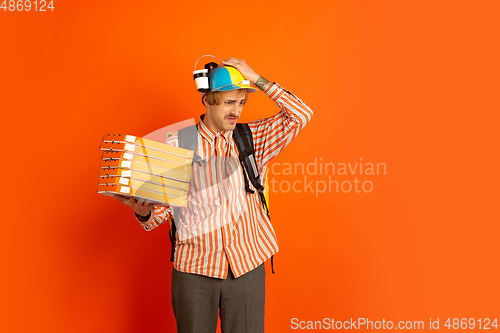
top-left (255, 76), bottom-right (270, 91)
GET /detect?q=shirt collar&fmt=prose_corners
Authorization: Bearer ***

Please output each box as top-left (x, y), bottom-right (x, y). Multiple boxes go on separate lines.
top-left (198, 114), bottom-right (233, 142)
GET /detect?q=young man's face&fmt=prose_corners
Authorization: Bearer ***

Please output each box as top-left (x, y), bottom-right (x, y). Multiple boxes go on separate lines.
top-left (204, 89), bottom-right (247, 132)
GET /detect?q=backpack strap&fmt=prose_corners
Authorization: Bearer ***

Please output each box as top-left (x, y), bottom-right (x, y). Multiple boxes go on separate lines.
top-left (233, 123), bottom-right (274, 273)
top-left (169, 212), bottom-right (176, 262)
top-left (233, 123), bottom-right (270, 218)
top-left (179, 124), bottom-right (204, 167)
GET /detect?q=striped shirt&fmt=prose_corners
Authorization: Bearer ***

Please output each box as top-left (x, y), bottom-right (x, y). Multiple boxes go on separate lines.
top-left (138, 83), bottom-right (313, 279)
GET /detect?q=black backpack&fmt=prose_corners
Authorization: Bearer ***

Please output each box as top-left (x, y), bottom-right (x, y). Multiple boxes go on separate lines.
top-left (168, 123), bottom-right (273, 271)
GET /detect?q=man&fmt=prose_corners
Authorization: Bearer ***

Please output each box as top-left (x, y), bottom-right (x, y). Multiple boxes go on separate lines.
top-left (116, 58), bottom-right (313, 332)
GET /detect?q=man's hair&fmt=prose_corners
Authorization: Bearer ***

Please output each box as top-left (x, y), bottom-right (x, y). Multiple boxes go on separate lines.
top-left (202, 89), bottom-right (248, 106)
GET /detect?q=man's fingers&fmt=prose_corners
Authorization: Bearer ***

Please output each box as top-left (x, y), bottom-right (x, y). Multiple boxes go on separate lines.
top-left (113, 194), bottom-right (130, 204)
top-left (112, 195), bottom-right (156, 217)
top-left (131, 196), bottom-right (146, 208)
top-left (220, 58), bottom-right (259, 83)
top-left (133, 196), bottom-right (155, 207)
top-left (221, 58), bottom-right (245, 66)
top-left (142, 200), bottom-right (156, 208)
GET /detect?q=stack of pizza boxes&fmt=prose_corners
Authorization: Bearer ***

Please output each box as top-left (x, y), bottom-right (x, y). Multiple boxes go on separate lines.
top-left (97, 134), bottom-right (193, 207)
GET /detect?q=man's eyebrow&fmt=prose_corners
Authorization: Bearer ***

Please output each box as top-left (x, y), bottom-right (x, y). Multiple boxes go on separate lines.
top-left (224, 98), bottom-right (246, 102)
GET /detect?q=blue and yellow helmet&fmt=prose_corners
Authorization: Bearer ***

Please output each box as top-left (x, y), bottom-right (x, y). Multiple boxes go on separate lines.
top-left (210, 66), bottom-right (258, 93)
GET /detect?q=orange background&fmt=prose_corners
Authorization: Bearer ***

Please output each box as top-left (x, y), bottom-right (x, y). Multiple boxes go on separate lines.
top-left (1, 1), bottom-right (499, 332)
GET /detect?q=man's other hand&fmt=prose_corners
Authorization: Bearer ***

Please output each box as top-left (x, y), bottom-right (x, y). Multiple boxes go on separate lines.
top-left (113, 194), bottom-right (155, 217)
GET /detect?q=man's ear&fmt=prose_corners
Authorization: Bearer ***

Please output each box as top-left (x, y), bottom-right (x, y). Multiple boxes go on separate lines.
top-left (202, 94), bottom-right (209, 108)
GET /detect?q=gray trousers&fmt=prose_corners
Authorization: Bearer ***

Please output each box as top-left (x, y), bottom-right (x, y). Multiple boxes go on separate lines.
top-left (171, 264), bottom-right (265, 333)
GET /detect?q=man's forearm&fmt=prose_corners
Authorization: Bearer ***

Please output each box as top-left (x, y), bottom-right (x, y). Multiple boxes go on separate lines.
top-left (255, 76), bottom-right (272, 92)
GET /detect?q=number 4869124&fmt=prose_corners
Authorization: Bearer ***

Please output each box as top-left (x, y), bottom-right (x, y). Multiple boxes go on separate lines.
top-left (1, 1), bottom-right (54, 11)
top-left (444, 318), bottom-right (498, 330)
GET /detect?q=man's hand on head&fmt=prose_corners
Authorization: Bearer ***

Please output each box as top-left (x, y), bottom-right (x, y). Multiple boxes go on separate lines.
top-left (113, 194), bottom-right (155, 217)
top-left (220, 58), bottom-right (271, 91)
top-left (220, 58), bottom-right (259, 83)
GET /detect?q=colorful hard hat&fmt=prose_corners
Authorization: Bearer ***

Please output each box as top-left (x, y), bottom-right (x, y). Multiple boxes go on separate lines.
top-left (210, 66), bottom-right (258, 93)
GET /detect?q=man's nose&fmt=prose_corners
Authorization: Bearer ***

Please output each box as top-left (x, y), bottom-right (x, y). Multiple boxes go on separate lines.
top-left (233, 103), bottom-right (243, 115)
